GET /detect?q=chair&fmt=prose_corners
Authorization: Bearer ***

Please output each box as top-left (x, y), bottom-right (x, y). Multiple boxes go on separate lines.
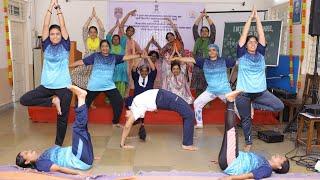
top-left (280, 74), bottom-right (319, 123)
top-left (296, 113), bottom-right (320, 154)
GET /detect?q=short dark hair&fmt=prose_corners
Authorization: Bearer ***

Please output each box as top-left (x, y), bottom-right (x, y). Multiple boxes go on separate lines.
top-left (274, 159), bottom-right (290, 174)
top-left (245, 35), bottom-right (259, 45)
top-left (201, 26), bottom-right (209, 32)
top-left (88, 26), bottom-right (98, 33)
top-left (148, 50), bottom-right (159, 59)
top-left (112, 34), bottom-right (120, 40)
top-left (49, 24), bottom-right (61, 32)
top-left (139, 65), bottom-right (149, 72)
top-left (126, 26), bottom-right (135, 33)
top-left (171, 61), bottom-right (181, 71)
top-left (16, 152), bottom-right (35, 169)
top-left (166, 32), bottom-right (175, 40)
top-left (100, 40), bottom-right (110, 48)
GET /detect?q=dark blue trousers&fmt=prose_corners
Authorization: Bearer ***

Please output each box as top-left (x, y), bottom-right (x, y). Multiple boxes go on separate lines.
top-left (235, 90), bottom-right (284, 145)
top-left (156, 89), bottom-right (194, 146)
top-left (71, 105), bottom-right (94, 165)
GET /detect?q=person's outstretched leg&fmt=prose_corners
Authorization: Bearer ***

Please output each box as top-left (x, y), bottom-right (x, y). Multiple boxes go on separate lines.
top-left (193, 90), bottom-right (216, 128)
top-left (69, 85), bottom-right (94, 165)
top-left (218, 91), bottom-right (241, 170)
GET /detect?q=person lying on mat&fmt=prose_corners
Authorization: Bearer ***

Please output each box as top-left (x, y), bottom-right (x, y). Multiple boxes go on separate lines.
top-left (16, 85), bottom-right (94, 176)
top-left (218, 91), bottom-right (290, 180)
top-left (120, 89), bottom-right (197, 151)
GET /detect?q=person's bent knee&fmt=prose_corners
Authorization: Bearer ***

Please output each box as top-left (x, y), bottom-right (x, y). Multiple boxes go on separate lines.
top-left (19, 94), bottom-right (29, 106)
top-left (273, 101), bottom-right (284, 112)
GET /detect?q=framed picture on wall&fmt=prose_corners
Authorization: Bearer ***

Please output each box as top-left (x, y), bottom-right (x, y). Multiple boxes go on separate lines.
top-left (293, 0), bottom-right (302, 24)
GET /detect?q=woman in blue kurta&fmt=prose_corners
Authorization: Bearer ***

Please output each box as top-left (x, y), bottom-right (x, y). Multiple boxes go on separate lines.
top-left (20, 0), bottom-right (72, 146)
top-left (16, 85), bottom-right (93, 176)
top-left (218, 91), bottom-right (289, 180)
top-left (70, 40), bottom-right (145, 127)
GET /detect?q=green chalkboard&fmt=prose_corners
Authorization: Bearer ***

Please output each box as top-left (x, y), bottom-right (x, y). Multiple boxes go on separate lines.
top-left (222, 21), bottom-right (282, 66)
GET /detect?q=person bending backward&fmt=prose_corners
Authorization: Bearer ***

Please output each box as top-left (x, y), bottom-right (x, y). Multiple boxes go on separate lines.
top-left (16, 85), bottom-right (93, 176)
top-left (218, 90), bottom-right (289, 180)
top-left (20, 0), bottom-right (72, 146)
top-left (235, 8), bottom-right (284, 151)
top-left (69, 40), bottom-right (146, 127)
top-left (172, 44), bottom-right (236, 129)
top-left (124, 57), bottom-right (157, 140)
top-left (120, 89), bottom-right (197, 151)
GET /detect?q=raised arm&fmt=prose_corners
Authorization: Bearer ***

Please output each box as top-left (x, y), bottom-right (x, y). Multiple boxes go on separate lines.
top-left (238, 8), bottom-right (255, 47)
top-left (93, 8), bottom-right (106, 40)
top-left (145, 36), bottom-right (161, 52)
top-left (108, 20), bottom-right (120, 35)
top-left (254, 9), bottom-right (266, 46)
top-left (55, 1), bottom-right (69, 39)
top-left (82, 10), bottom-right (94, 52)
top-left (119, 9), bottom-right (137, 36)
top-left (145, 56), bottom-right (155, 71)
top-left (193, 11), bottom-right (205, 40)
top-left (205, 13), bottom-right (216, 43)
top-left (42, 0), bottom-right (56, 40)
top-left (123, 54), bottom-right (141, 61)
top-left (132, 59), bottom-right (141, 72)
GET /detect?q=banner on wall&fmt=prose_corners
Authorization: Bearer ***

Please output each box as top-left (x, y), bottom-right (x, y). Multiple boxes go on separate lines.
top-left (107, 1), bottom-right (205, 51)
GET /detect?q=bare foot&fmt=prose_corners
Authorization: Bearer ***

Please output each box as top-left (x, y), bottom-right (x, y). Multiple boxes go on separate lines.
top-left (194, 124), bottom-right (203, 129)
top-left (68, 85), bottom-right (87, 107)
top-left (68, 85), bottom-right (87, 98)
top-left (225, 90), bottom-right (242, 102)
top-left (52, 96), bottom-right (62, 115)
top-left (243, 144), bottom-right (252, 152)
top-left (90, 103), bottom-right (97, 109)
top-left (182, 145), bottom-right (198, 151)
top-left (127, 136), bottom-right (139, 140)
top-left (121, 144), bottom-right (135, 149)
top-left (94, 156), bottom-right (101, 160)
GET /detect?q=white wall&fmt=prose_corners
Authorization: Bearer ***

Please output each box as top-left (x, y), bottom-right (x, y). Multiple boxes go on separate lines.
top-left (32, 0), bottom-right (275, 53)
top-left (0, 0), bottom-right (6, 69)
top-left (0, 0), bottom-right (13, 106)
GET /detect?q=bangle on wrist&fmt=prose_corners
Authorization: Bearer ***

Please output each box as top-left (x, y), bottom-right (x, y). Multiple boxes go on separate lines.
top-left (57, 12), bottom-right (62, 15)
top-left (48, 10), bottom-right (52, 14)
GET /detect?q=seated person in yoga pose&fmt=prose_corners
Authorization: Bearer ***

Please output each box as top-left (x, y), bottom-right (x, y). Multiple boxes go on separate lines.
top-left (16, 85), bottom-right (94, 176)
top-left (120, 89), bottom-right (197, 151)
top-left (218, 91), bottom-right (289, 180)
